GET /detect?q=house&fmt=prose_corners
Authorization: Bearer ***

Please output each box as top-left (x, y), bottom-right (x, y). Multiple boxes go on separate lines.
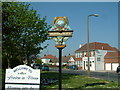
top-left (75, 42), bottom-right (119, 71)
top-left (62, 55), bottom-right (75, 65)
top-left (41, 54), bottom-right (58, 65)
top-left (56, 55), bottom-right (75, 66)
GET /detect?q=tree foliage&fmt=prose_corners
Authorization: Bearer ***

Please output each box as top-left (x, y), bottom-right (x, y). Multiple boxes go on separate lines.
top-left (34, 58), bottom-right (42, 65)
top-left (2, 2), bottom-right (51, 68)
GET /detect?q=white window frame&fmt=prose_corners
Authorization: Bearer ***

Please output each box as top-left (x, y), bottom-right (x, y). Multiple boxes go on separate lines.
top-left (80, 53), bottom-right (82, 57)
top-left (75, 53), bottom-right (78, 58)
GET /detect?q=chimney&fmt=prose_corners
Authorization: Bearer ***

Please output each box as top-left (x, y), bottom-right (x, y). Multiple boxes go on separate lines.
top-left (102, 46), bottom-right (104, 50)
top-left (79, 44), bottom-right (82, 48)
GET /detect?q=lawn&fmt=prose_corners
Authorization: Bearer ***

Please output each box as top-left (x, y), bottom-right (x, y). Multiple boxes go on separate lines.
top-left (1, 70), bottom-right (120, 89)
top-left (41, 71), bottom-right (119, 89)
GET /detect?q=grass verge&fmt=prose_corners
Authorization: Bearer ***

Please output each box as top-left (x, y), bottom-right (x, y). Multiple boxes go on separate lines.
top-left (41, 71), bottom-right (119, 89)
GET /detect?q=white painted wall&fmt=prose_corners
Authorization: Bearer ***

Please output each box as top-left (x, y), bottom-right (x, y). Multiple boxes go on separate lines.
top-left (95, 50), bottom-right (107, 70)
top-left (106, 63), bottom-right (111, 70)
top-left (82, 57), bottom-right (95, 71)
top-left (41, 58), bottom-right (50, 64)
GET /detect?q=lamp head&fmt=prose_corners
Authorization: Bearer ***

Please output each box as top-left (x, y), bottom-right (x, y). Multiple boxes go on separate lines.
top-left (93, 14), bottom-right (99, 17)
top-left (89, 14), bottom-right (99, 17)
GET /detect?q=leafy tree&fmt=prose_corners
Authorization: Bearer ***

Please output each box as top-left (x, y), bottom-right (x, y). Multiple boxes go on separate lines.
top-left (34, 58), bottom-right (42, 65)
top-left (2, 2), bottom-right (51, 68)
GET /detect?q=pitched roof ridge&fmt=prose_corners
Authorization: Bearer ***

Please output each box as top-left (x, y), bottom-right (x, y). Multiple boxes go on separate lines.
top-left (47, 54), bottom-right (54, 56)
top-left (41, 54), bottom-right (58, 59)
top-left (75, 42), bottom-right (118, 52)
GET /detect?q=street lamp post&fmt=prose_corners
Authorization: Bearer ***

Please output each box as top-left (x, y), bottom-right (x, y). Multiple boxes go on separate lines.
top-left (87, 14), bottom-right (99, 76)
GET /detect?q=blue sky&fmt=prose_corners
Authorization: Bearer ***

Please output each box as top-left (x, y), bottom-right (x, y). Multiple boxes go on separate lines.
top-left (28, 2), bottom-right (118, 57)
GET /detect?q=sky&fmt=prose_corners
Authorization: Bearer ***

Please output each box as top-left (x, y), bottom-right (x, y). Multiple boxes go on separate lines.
top-left (13, 0), bottom-right (120, 2)
top-left (27, 2), bottom-right (118, 57)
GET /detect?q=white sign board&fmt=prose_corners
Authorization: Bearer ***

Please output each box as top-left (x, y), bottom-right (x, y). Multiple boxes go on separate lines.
top-left (5, 84), bottom-right (39, 89)
top-left (5, 65), bottom-right (40, 89)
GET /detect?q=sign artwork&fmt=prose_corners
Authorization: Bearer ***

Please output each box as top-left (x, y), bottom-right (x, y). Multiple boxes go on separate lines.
top-left (48, 16), bottom-right (73, 47)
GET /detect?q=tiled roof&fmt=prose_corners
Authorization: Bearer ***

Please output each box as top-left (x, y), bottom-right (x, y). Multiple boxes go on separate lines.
top-left (75, 58), bottom-right (82, 61)
top-left (49, 59), bottom-right (58, 63)
top-left (104, 51), bottom-right (120, 58)
top-left (41, 54), bottom-right (58, 59)
top-left (62, 55), bottom-right (75, 63)
top-left (41, 54), bottom-right (58, 63)
top-left (75, 42), bottom-right (118, 52)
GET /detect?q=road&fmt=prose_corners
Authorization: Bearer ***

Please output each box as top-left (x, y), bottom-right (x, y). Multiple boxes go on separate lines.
top-left (49, 68), bottom-right (120, 82)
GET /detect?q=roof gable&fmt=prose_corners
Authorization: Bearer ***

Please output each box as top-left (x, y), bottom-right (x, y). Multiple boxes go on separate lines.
top-left (68, 57), bottom-right (75, 62)
top-left (62, 55), bottom-right (75, 62)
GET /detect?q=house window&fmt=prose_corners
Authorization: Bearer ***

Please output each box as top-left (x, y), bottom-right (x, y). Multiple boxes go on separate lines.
top-left (80, 53), bottom-right (82, 57)
top-left (97, 57), bottom-right (101, 61)
top-left (76, 53), bottom-right (82, 58)
top-left (78, 61), bottom-right (79, 65)
top-left (78, 61), bottom-right (80, 64)
top-left (75, 53), bottom-right (78, 58)
top-left (80, 61), bottom-right (82, 66)
top-left (75, 61), bottom-right (77, 64)
top-left (77, 53), bottom-right (79, 58)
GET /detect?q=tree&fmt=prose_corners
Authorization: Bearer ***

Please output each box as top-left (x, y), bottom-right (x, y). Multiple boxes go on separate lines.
top-left (2, 2), bottom-right (51, 68)
top-left (34, 58), bottom-right (42, 65)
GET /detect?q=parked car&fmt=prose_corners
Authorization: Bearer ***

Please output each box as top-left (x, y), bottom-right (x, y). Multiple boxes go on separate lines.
top-left (33, 64), bottom-right (41, 69)
top-left (69, 65), bottom-right (78, 70)
top-left (116, 66), bottom-right (120, 73)
top-left (41, 65), bottom-right (49, 71)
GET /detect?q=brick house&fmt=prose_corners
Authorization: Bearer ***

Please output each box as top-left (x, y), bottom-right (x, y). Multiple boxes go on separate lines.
top-left (75, 42), bottom-right (119, 71)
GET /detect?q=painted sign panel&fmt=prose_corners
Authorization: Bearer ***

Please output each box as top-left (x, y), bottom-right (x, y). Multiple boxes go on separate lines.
top-left (48, 31), bottom-right (73, 37)
top-left (48, 16), bottom-right (73, 47)
top-left (5, 65), bottom-right (40, 89)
